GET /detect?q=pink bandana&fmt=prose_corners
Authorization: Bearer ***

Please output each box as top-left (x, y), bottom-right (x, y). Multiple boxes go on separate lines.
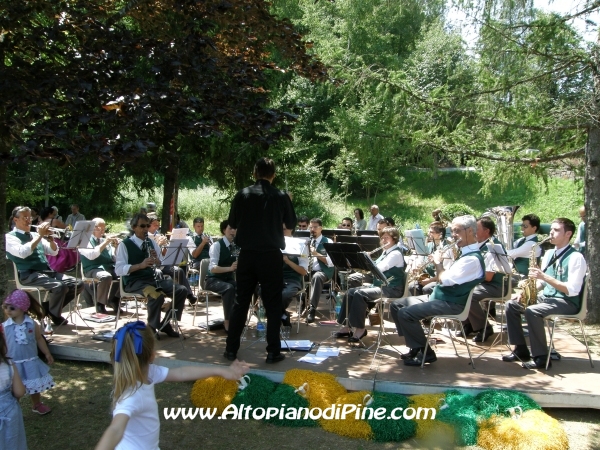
top-left (4, 290), bottom-right (31, 312)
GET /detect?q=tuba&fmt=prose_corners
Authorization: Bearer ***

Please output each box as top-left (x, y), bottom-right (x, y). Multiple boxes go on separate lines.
top-left (517, 236), bottom-right (551, 307)
top-left (481, 205), bottom-right (520, 249)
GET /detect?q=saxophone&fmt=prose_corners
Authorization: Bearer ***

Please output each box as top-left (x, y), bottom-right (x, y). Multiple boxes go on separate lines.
top-left (517, 236), bottom-right (551, 307)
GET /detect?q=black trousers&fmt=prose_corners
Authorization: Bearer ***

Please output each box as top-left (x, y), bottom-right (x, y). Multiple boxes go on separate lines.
top-left (226, 249), bottom-right (284, 355)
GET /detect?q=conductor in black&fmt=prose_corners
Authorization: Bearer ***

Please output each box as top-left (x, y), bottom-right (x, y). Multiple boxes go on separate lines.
top-left (224, 157), bottom-right (297, 363)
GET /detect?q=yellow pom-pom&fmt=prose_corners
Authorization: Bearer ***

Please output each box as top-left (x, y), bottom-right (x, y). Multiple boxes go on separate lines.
top-left (283, 369), bottom-right (346, 410)
top-left (319, 391), bottom-right (373, 440)
top-left (408, 393), bottom-right (454, 441)
top-left (478, 410), bottom-right (569, 450)
top-left (190, 376), bottom-right (238, 414)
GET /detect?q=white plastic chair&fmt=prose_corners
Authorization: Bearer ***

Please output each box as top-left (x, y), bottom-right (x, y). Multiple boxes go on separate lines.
top-left (117, 277), bottom-right (146, 329)
top-left (422, 288), bottom-right (477, 369)
top-left (80, 263), bottom-right (100, 307)
top-left (11, 261), bottom-right (49, 305)
top-left (196, 258), bottom-right (221, 330)
top-left (544, 280), bottom-right (593, 370)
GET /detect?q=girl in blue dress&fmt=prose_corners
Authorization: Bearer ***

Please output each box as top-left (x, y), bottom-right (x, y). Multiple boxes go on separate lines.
top-left (2, 290), bottom-right (55, 415)
top-left (0, 321), bottom-right (28, 449)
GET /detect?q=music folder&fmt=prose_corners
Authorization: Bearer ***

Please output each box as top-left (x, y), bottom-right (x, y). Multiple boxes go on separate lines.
top-left (322, 243), bottom-right (386, 285)
top-left (283, 236), bottom-right (309, 257)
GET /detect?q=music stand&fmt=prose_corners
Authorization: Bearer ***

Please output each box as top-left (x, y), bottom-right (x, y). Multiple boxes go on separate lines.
top-left (160, 238), bottom-right (189, 347)
top-left (293, 230), bottom-right (310, 238)
top-left (405, 229), bottom-right (428, 256)
top-left (322, 229), bottom-right (352, 239)
top-left (65, 221), bottom-right (96, 339)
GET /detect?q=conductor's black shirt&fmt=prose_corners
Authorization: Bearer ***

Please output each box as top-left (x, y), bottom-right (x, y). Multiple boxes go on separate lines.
top-left (228, 179), bottom-right (296, 252)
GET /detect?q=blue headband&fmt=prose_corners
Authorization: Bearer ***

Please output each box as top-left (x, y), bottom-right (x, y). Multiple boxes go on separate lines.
top-left (114, 321), bottom-right (146, 362)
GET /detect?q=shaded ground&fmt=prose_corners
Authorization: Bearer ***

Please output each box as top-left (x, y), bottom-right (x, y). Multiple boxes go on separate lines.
top-left (20, 359), bottom-right (600, 450)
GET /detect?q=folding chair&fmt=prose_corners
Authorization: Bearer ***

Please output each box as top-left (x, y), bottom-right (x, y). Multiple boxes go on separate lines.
top-left (422, 288), bottom-right (477, 369)
top-left (544, 279), bottom-right (594, 370)
top-left (480, 273), bottom-right (513, 344)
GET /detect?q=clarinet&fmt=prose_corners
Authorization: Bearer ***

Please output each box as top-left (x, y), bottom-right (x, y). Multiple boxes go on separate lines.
top-left (144, 233), bottom-right (162, 287)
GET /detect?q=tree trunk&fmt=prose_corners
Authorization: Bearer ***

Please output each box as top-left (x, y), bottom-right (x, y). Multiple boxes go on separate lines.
top-left (0, 164), bottom-right (7, 306)
top-left (161, 156), bottom-right (179, 232)
top-left (586, 36), bottom-right (600, 324)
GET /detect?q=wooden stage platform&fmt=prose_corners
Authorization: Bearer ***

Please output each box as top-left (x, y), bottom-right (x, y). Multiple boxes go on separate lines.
top-left (48, 298), bottom-right (600, 410)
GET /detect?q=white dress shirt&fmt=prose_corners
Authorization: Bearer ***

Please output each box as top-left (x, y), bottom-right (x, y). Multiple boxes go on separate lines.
top-left (540, 245), bottom-right (587, 296)
top-left (367, 214), bottom-right (384, 231)
top-left (376, 244), bottom-right (404, 272)
top-left (439, 243), bottom-right (485, 286)
top-left (208, 237), bottom-right (233, 271)
top-left (311, 235), bottom-right (333, 271)
top-left (115, 235), bottom-right (162, 277)
top-left (507, 234), bottom-right (541, 259)
top-left (6, 229), bottom-right (58, 259)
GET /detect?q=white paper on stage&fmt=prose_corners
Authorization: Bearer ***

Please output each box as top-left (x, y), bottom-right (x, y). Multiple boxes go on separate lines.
top-left (171, 228), bottom-right (189, 239)
top-left (405, 229), bottom-right (428, 255)
top-left (67, 220), bottom-right (95, 248)
top-left (283, 236), bottom-right (309, 257)
top-left (316, 347), bottom-right (340, 357)
top-left (298, 354), bottom-right (328, 364)
top-left (161, 238), bottom-right (189, 266)
top-left (486, 242), bottom-right (512, 274)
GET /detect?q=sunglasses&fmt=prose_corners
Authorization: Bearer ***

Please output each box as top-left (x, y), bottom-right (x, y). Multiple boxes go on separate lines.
top-left (2, 304), bottom-right (16, 311)
top-left (137, 224), bottom-right (149, 228)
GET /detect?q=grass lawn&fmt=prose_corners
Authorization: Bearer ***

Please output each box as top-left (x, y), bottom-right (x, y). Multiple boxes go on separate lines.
top-left (20, 357), bottom-right (600, 450)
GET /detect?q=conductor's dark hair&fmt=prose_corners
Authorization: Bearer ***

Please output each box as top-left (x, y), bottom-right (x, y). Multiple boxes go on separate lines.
top-left (253, 157), bottom-right (276, 180)
top-left (220, 220), bottom-right (230, 235)
top-left (522, 214), bottom-right (541, 232)
top-left (130, 213), bottom-right (149, 229)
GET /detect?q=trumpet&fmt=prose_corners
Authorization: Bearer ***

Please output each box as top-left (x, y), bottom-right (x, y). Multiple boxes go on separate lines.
top-left (30, 224), bottom-right (67, 237)
top-left (104, 233), bottom-right (122, 246)
top-left (201, 233), bottom-right (213, 245)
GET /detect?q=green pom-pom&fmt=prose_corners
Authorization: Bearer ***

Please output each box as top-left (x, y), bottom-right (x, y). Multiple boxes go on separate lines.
top-left (265, 384), bottom-right (318, 427)
top-left (438, 390), bottom-right (479, 446)
top-left (473, 389), bottom-right (541, 419)
top-left (231, 374), bottom-right (277, 410)
top-left (368, 393), bottom-right (417, 442)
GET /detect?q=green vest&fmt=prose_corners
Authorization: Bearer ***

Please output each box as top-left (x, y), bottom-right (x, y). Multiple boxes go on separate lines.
top-left (192, 234), bottom-right (211, 262)
top-left (513, 235), bottom-right (538, 275)
top-left (373, 247), bottom-right (405, 288)
top-left (543, 246), bottom-right (582, 307)
top-left (283, 255), bottom-right (303, 285)
top-left (430, 251), bottom-right (485, 305)
top-left (314, 236), bottom-right (334, 279)
top-left (207, 239), bottom-right (236, 282)
top-left (122, 237), bottom-right (155, 285)
top-left (6, 231), bottom-right (49, 271)
top-left (81, 237), bottom-right (115, 272)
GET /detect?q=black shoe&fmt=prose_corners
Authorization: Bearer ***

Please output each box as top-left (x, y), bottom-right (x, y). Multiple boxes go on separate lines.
top-left (50, 314), bottom-right (68, 326)
top-left (306, 306), bottom-right (316, 324)
top-left (404, 350), bottom-right (437, 366)
top-left (400, 348), bottom-right (420, 360)
top-left (522, 356), bottom-right (550, 370)
top-left (472, 325), bottom-right (494, 343)
top-left (281, 312), bottom-right (292, 327)
top-left (348, 329), bottom-right (367, 343)
top-left (266, 353), bottom-right (285, 364)
top-left (502, 351), bottom-right (531, 362)
top-left (160, 323), bottom-right (180, 338)
top-left (334, 331), bottom-right (352, 338)
top-left (223, 351), bottom-right (237, 361)
top-left (96, 303), bottom-right (108, 314)
top-left (456, 323), bottom-right (474, 337)
top-left (187, 294), bottom-right (197, 305)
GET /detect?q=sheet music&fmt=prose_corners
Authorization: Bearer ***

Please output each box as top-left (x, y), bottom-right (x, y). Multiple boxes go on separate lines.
top-left (171, 228), bottom-right (189, 239)
top-left (283, 236), bottom-right (309, 257)
top-left (486, 242), bottom-right (512, 274)
top-left (161, 238), bottom-right (188, 266)
top-left (405, 229), bottom-right (428, 255)
top-left (67, 220), bottom-right (95, 248)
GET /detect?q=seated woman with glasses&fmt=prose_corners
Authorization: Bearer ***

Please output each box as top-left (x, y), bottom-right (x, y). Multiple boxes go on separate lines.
top-left (334, 227), bottom-right (406, 343)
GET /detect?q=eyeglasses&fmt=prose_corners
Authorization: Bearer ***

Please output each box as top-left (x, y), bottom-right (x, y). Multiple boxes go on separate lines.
top-left (2, 304), bottom-right (16, 311)
top-left (137, 224), bottom-right (149, 228)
